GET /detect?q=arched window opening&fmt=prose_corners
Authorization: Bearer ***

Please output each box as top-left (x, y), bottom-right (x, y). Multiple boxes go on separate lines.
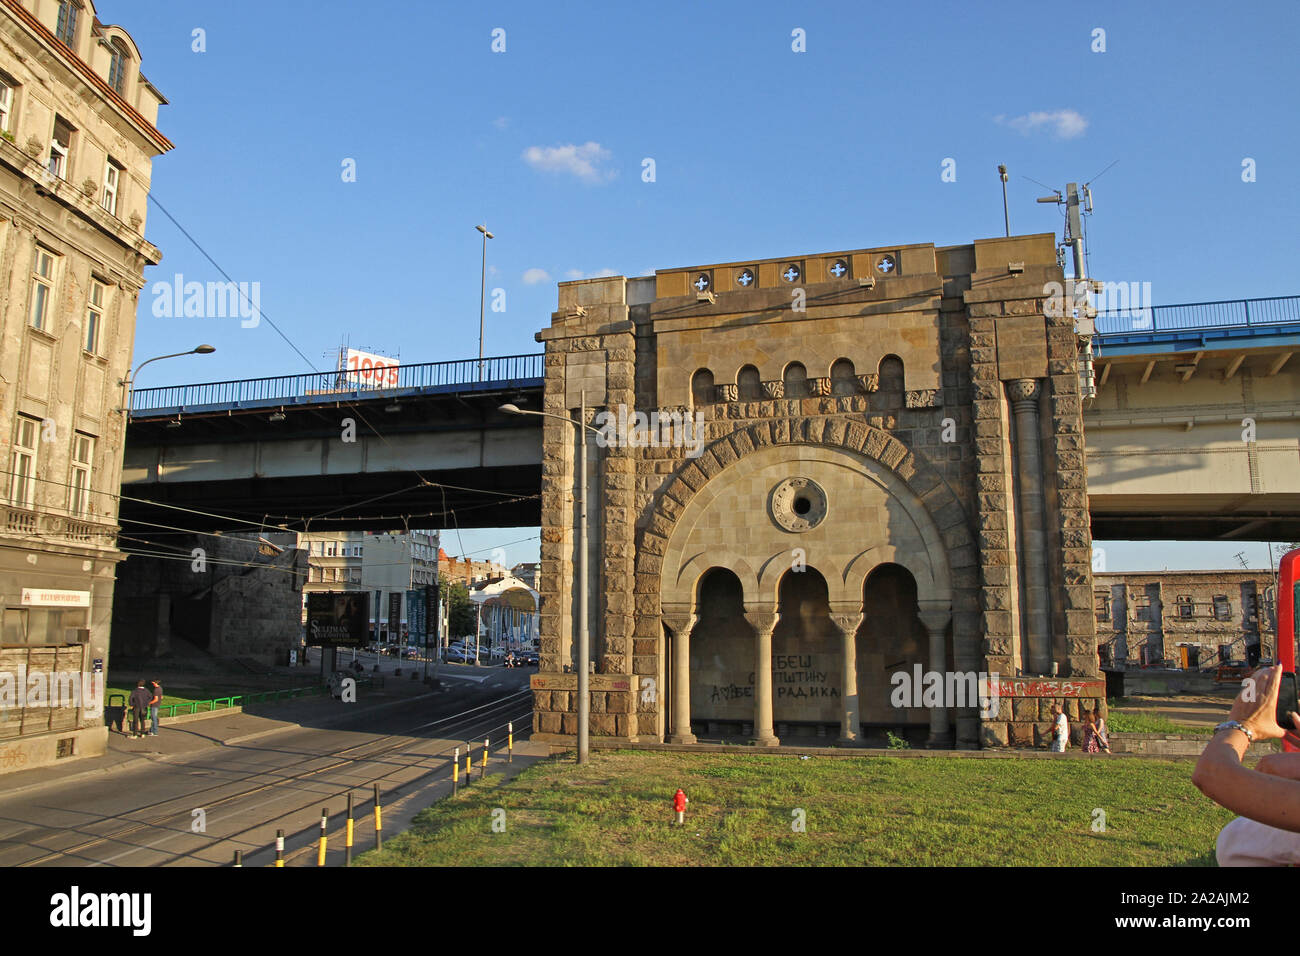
top-left (830, 358), bottom-right (856, 396)
top-left (691, 368), bottom-right (715, 407)
top-left (737, 365), bottom-right (761, 401)
top-left (783, 362), bottom-right (807, 398)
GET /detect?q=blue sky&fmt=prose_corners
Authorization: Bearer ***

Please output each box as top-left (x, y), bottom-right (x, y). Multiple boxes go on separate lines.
top-left (114, 0), bottom-right (1300, 570)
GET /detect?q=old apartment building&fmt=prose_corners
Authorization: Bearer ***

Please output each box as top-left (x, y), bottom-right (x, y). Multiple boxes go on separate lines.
top-left (0, 0), bottom-right (170, 771)
top-left (300, 529), bottom-right (439, 638)
top-left (1094, 570), bottom-right (1277, 668)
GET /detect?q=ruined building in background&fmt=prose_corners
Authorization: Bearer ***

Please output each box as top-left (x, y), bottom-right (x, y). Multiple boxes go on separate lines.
top-left (0, 0), bottom-right (170, 771)
top-left (531, 234), bottom-right (1103, 749)
top-left (1094, 569), bottom-right (1278, 668)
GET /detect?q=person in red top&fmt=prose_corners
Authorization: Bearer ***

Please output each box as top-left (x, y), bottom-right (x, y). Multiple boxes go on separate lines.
top-left (672, 788), bottom-right (688, 826)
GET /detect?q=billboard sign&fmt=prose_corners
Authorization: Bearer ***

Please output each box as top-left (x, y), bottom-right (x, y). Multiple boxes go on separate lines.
top-left (306, 592), bottom-right (370, 647)
top-left (342, 348), bottom-right (399, 389)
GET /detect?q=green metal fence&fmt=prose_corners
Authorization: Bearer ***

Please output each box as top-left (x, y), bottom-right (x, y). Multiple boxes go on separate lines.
top-left (154, 684), bottom-right (327, 718)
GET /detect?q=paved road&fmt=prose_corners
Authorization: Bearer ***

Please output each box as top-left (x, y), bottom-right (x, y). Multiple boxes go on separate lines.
top-left (0, 668), bottom-right (537, 867)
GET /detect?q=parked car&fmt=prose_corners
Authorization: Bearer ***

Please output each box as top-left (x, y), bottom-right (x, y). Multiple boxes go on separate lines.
top-left (402, 646), bottom-right (421, 659)
top-left (442, 645), bottom-right (471, 663)
top-left (1216, 660), bottom-right (1252, 681)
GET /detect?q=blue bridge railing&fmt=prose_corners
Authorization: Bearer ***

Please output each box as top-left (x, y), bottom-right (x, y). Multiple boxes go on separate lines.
top-left (1095, 294), bottom-right (1300, 335)
top-left (130, 352), bottom-right (544, 416)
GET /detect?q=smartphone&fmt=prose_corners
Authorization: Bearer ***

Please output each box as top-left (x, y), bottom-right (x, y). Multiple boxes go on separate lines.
top-left (1277, 672), bottom-right (1300, 732)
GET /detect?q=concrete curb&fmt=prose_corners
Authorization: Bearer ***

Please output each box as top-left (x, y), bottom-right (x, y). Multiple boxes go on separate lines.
top-left (530, 737), bottom-right (1210, 760)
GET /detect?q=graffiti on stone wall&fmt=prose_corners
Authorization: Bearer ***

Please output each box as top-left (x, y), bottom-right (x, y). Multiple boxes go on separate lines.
top-left (774, 654), bottom-right (839, 700)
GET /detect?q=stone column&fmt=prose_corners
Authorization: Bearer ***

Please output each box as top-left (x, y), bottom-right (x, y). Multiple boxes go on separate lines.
top-left (918, 600), bottom-right (953, 748)
top-left (744, 608), bottom-right (779, 746)
top-left (661, 611), bottom-right (697, 744)
top-left (1008, 378), bottom-right (1052, 675)
top-left (828, 604), bottom-right (864, 745)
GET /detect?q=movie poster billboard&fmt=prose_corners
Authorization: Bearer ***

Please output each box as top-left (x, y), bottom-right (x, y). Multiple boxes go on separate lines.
top-left (306, 592), bottom-right (370, 648)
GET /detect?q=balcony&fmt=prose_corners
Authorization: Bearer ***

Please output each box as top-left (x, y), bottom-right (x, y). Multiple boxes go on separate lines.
top-left (1, 503), bottom-right (119, 547)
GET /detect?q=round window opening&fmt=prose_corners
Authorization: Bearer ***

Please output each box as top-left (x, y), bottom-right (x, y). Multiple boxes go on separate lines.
top-left (770, 477), bottom-right (828, 532)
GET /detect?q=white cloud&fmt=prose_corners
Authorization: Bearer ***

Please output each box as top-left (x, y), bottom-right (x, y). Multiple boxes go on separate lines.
top-left (563, 267), bottom-right (620, 281)
top-left (995, 109), bottom-right (1088, 140)
top-left (522, 268), bottom-right (551, 285)
top-left (522, 142), bottom-right (615, 183)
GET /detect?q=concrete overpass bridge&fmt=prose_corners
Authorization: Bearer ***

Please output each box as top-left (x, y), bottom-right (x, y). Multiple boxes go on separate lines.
top-left (121, 294), bottom-right (1300, 540)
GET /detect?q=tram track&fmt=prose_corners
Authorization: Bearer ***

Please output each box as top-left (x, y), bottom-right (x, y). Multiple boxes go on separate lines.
top-left (10, 689), bottom-right (533, 867)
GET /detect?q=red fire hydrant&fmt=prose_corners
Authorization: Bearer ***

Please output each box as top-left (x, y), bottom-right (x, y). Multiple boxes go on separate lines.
top-left (672, 788), bottom-right (688, 826)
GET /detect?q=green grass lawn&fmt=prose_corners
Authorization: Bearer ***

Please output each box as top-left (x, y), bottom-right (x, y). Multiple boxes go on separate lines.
top-left (1107, 710), bottom-right (1215, 735)
top-left (357, 750), bottom-right (1232, 867)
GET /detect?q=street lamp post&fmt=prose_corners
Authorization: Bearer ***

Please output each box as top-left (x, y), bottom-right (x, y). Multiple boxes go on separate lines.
top-left (500, 392), bottom-right (596, 764)
top-left (117, 344), bottom-right (216, 414)
top-left (475, 224), bottom-right (494, 381)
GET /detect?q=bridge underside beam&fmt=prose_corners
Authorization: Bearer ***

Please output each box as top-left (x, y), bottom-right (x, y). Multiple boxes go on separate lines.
top-left (117, 463), bottom-right (542, 534)
top-left (1090, 496), bottom-right (1300, 541)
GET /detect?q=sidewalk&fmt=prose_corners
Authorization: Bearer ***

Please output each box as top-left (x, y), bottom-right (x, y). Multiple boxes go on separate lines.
top-left (0, 671), bottom-right (443, 799)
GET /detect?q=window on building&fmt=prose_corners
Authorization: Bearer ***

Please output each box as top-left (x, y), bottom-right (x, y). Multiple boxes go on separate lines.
top-left (55, 1), bottom-right (79, 47)
top-left (48, 116), bottom-right (74, 180)
top-left (783, 362), bottom-right (808, 398)
top-left (830, 358), bottom-right (856, 396)
top-left (9, 416), bottom-right (40, 507)
top-left (308, 567), bottom-right (319, 582)
top-left (85, 278), bottom-right (107, 353)
top-left (1095, 593), bottom-right (1110, 622)
top-left (0, 74), bottom-right (15, 134)
top-left (29, 247), bottom-right (56, 331)
top-left (1177, 595), bottom-right (1194, 618)
top-left (68, 433), bottom-right (93, 515)
top-left (327, 543), bottom-right (337, 557)
top-left (1213, 595), bottom-right (1231, 621)
top-left (690, 368), bottom-right (714, 407)
top-left (107, 40), bottom-right (129, 95)
top-left (101, 159), bottom-right (122, 216)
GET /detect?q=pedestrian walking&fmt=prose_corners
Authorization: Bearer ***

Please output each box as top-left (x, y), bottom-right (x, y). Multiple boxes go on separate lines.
top-left (148, 680), bottom-right (163, 736)
top-left (672, 787), bottom-right (688, 825)
top-left (128, 680), bottom-right (151, 739)
top-left (1048, 702), bottom-right (1069, 752)
top-left (1092, 707), bottom-right (1111, 753)
top-left (1082, 710), bottom-right (1101, 753)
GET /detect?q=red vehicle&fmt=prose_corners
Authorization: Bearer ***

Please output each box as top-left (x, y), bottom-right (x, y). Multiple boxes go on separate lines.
top-left (1280, 547), bottom-right (1299, 752)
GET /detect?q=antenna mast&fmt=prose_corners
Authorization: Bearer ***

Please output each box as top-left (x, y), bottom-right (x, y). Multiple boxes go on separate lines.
top-left (1037, 181), bottom-right (1098, 402)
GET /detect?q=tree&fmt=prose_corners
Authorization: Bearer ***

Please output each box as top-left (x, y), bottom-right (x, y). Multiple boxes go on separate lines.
top-left (441, 580), bottom-right (477, 638)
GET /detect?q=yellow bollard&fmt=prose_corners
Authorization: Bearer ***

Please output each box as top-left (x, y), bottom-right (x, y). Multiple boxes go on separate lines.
top-left (373, 783), bottom-right (383, 851)
top-left (465, 749), bottom-right (472, 783)
top-left (453, 746), bottom-right (460, 794)
top-left (345, 792), bottom-right (354, 867)
top-left (508, 722), bottom-right (513, 764)
top-left (275, 829), bottom-right (284, 867)
top-left (481, 737), bottom-right (489, 777)
top-left (316, 807), bottom-right (328, 866)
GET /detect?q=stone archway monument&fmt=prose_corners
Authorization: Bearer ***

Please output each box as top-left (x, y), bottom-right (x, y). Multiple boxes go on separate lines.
top-left (529, 235), bottom-right (1105, 749)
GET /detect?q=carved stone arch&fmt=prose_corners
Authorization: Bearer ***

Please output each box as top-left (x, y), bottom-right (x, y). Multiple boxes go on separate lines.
top-left (643, 417), bottom-right (977, 612)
